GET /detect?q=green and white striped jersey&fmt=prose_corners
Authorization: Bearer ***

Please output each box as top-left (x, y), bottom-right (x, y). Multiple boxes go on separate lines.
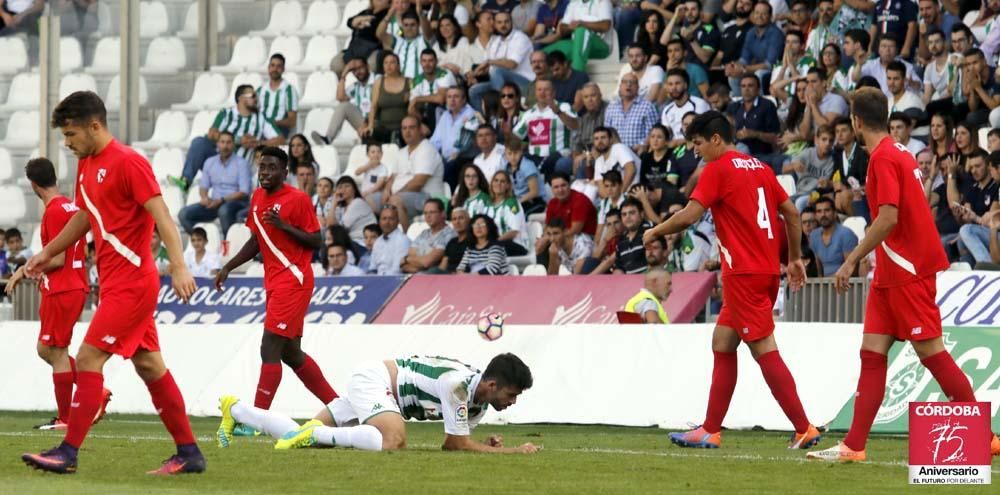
top-left (513, 103), bottom-right (576, 157)
top-left (211, 107), bottom-right (282, 161)
top-left (464, 190), bottom-right (490, 217)
top-left (347, 74), bottom-right (379, 119)
top-left (394, 356), bottom-right (487, 436)
top-left (256, 79), bottom-right (299, 128)
top-left (411, 67), bottom-right (456, 98)
top-left (481, 197), bottom-right (528, 250)
top-left (393, 35), bottom-right (430, 80)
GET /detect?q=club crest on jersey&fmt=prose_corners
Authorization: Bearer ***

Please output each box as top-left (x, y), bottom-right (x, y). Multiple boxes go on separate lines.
top-left (97, 168), bottom-right (107, 183)
top-left (732, 157), bottom-right (765, 171)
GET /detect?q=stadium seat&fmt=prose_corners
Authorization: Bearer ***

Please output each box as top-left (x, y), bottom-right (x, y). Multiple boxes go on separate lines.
top-left (245, 261), bottom-right (266, 276)
top-left (0, 185), bottom-right (26, 225)
top-left (139, 1), bottom-right (170, 37)
top-left (224, 224), bottom-right (253, 266)
top-left (776, 174), bottom-right (796, 197)
top-left (345, 144), bottom-right (367, 173)
top-left (289, 35), bottom-right (339, 72)
top-left (105, 74), bottom-right (150, 111)
top-left (313, 145), bottom-right (340, 178)
top-left (301, 1), bottom-right (340, 35)
top-left (283, 72), bottom-right (302, 94)
top-left (269, 36), bottom-right (304, 68)
top-left (86, 37), bottom-right (121, 75)
top-left (0, 37), bottom-right (29, 74)
top-left (177, 2), bottom-right (226, 38)
top-left (302, 108), bottom-right (335, 143)
top-left (142, 36), bottom-right (187, 74)
top-left (194, 222), bottom-right (222, 253)
top-left (0, 72), bottom-right (40, 111)
top-left (150, 147), bottom-right (184, 184)
top-left (949, 262), bottom-right (972, 271)
top-left (298, 70), bottom-right (339, 109)
top-left (508, 254), bottom-right (534, 271)
top-left (60, 37), bottom-right (84, 73)
top-left (506, 264), bottom-right (519, 275)
top-left (334, 125), bottom-right (360, 145)
top-left (558, 264), bottom-right (571, 275)
top-left (0, 147), bottom-right (12, 182)
top-left (134, 111), bottom-right (190, 150)
top-left (335, 0), bottom-right (368, 38)
top-left (407, 221), bottom-right (429, 241)
top-left (228, 72), bottom-right (264, 99)
top-left (162, 184), bottom-right (185, 222)
top-left (186, 179), bottom-right (204, 205)
top-left (172, 72), bottom-right (228, 111)
top-left (0, 111), bottom-right (40, 151)
top-left (527, 221), bottom-right (543, 247)
top-left (186, 110), bottom-right (217, 142)
top-left (251, 0), bottom-right (305, 36)
top-left (28, 148), bottom-right (71, 181)
top-left (979, 127), bottom-right (990, 151)
top-left (59, 73), bottom-right (98, 99)
top-left (522, 264), bottom-right (547, 276)
top-left (28, 223), bottom-right (42, 254)
top-left (311, 262), bottom-right (325, 276)
top-left (212, 36), bottom-right (267, 75)
top-left (382, 143), bottom-right (400, 166)
top-left (842, 216), bottom-right (867, 242)
top-left (528, 213), bottom-right (545, 224)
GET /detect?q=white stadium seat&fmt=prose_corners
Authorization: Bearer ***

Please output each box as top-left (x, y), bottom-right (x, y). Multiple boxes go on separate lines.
top-left (162, 185), bottom-right (185, 222)
top-left (335, 0), bottom-right (368, 38)
top-left (0, 111), bottom-right (40, 151)
top-left (302, 1), bottom-right (340, 35)
top-left (302, 108), bottom-right (334, 145)
top-left (29, 224), bottom-right (42, 254)
top-left (212, 36), bottom-right (267, 74)
top-left (949, 262), bottom-right (972, 271)
top-left (0, 72), bottom-right (40, 111)
top-left (298, 70), bottom-right (338, 109)
top-left (522, 264), bottom-right (547, 276)
top-left (251, 0), bottom-right (305, 36)
top-left (346, 144), bottom-right (367, 173)
top-left (86, 37), bottom-right (121, 75)
top-left (333, 125), bottom-right (360, 145)
top-left (283, 72), bottom-right (301, 94)
top-left (150, 147), bottom-right (184, 184)
top-left (0, 147), bottom-right (12, 181)
top-left (290, 35), bottom-right (339, 72)
top-left (60, 37), bottom-right (84, 74)
top-left (187, 110), bottom-right (217, 143)
top-left (979, 127), bottom-right (990, 151)
top-left (105, 74), bottom-right (149, 112)
top-left (59, 73), bottom-right (98, 99)
top-left (178, 2), bottom-right (226, 38)
top-left (229, 72), bottom-right (264, 99)
top-left (312, 145), bottom-right (340, 178)
top-left (172, 72), bottom-right (228, 111)
top-left (269, 36), bottom-right (303, 68)
top-left (0, 185), bottom-right (26, 226)
top-left (224, 224), bottom-right (252, 266)
top-left (135, 111), bottom-right (190, 150)
top-left (0, 37), bottom-right (29, 74)
top-left (142, 36), bottom-right (187, 74)
top-left (777, 174), bottom-right (796, 197)
top-left (139, 1), bottom-right (170, 37)
top-left (842, 216), bottom-right (867, 242)
top-left (507, 264), bottom-right (520, 275)
top-left (194, 222), bottom-right (222, 254)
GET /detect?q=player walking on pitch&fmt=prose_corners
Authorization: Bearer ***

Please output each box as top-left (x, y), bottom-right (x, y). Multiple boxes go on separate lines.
top-left (216, 353), bottom-right (541, 453)
top-left (215, 147), bottom-right (339, 416)
top-left (806, 87), bottom-right (1000, 462)
top-left (21, 92), bottom-right (204, 474)
top-left (6, 157), bottom-right (112, 431)
top-left (643, 111), bottom-right (822, 450)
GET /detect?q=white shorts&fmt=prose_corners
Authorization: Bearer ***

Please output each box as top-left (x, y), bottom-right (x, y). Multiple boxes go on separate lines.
top-left (326, 361), bottom-right (401, 426)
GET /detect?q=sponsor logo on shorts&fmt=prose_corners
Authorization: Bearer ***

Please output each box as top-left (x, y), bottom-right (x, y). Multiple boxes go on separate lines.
top-left (912, 327), bottom-right (923, 335)
top-left (371, 403), bottom-right (383, 413)
top-left (41, 334), bottom-right (51, 341)
top-left (277, 323), bottom-right (288, 330)
top-left (742, 327), bottom-right (749, 334)
top-left (101, 335), bottom-right (116, 344)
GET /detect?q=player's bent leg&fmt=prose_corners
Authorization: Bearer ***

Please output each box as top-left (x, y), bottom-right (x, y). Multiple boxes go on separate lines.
top-left (365, 412), bottom-right (407, 451)
top-left (226, 397), bottom-right (300, 442)
top-left (911, 337), bottom-right (976, 402)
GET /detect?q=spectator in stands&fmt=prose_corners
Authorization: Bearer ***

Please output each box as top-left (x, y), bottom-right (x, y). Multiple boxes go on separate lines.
top-left (808, 197), bottom-right (858, 276)
top-left (539, 217), bottom-right (592, 274)
top-left (482, 170), bottom-right (530, 255)
top-left (543, 0), bottom-right (613, 72)
top-left (542, 171), bottom-right (597, 241)
top-left (916, 0), bottom-right (959, 57)
top-left (184, 227), bottom-right (221, 278)
top-left (177, 131), bottom-right (252, 238)
top-left (465, 10), bottom-right (495, 79)
top-left (370, 205), bottom-right (410, 274)
top-left (331, 0), bottom-right (389, 74)
top-left (663, 39), bottom-right (709, 98)
top-left (379, 10), bottom-right (433, 79)
top-left (604, 73), bottom-right (659, 154)
top-left (591, 126), bottom-right (638, 191)
top-left (151, 228), bottom-right (170, 275)
top-left (666, 0), bottom-right (719, 68)
top-left (889, 113), bottom-right (926, 157)
top-left (728, 2), bottom-right (783, 96)
top-left (431, 86), bottom-right (478, 187)
top-left (800, 67), bottom-right (849, 136)
top-left (952, 150), bottom-right (999, 264)
top-left (401, 198), bottom-right (456, 272)
top-left (639, 124), bottom-right (672, 204)
top-left (839, 29), bottom-right (870, 94)
top-left (784, 124), bottom-right (835, 211)
top-left (314, 58), bottom-right (378, 146)
top-left (294, 161), bottom-right (318, 198)
top-left (514, 77), bottom-right (578, 177)
top-left (331, 176), bottom-right (377, 247)
top-left (59, 0), bottom-right (99, 35)
top-left (175, 85), bottom-right (284, 192)
top-left (705, 83), bottom-right (732, 113)
top-left (367, 53), bottom-right (410, 146)
top-left (717, 0), bottom-right (753, 82)
top-left (959, 48), bottom-right (1000, 128)
top-left (257, 54), bottom-right (299, 137)
top-left (612, 0), bottom-right (643, 58)
top-left (829, 0), bottom-right (874, 42)
top-left (768, 30), bottom-right (816, 102)
top-left (886, 61), bottom-right (926, 116)
top-left (873, 0), bottom-right (918, 60)
top-left (456, 214), bottom-right (511, 274)
top-left (989, 129), bottom-right (1000, 152)
top-left (831, 116), bottom-right (869, 215)
top-left (593, 207), bottom-right (623, 264)
top-left (4, 227), bottom-right (30, 269)
top-left (531, 0), bottom-right (568, 48)
top-left (609, 198), bottom-right (651, 274)
top-left (523, 50), bottom-right (549, 108)
top-left (728, 74), bottom-right (781, 169)
top-left (624, 268), bottom-right (672, 323)
top-left (644, 234), bottom-right (667, 271)
top-left (380, 116), bottom-right (446, 231)
top-left (819, 44), bottom-right (849, 95)
top-left (468, 11), bottom-right (535, 109)
top-left (665, 222), bottom-right (712, 273)
top-left (359, 223), bottom-right (381, 271)
top-left (481, 0), bottom-right (517, 14)
top-left (921, 29), bottom-right (957, 112)
top-left (964, 0), bottom-right (999, 42)
top-left (325, 244), bottom-right (367, 276)
top-left (858, 35), bottom-right (920, 99)
top-left (434, 14), bottom-right (471, 76)
top-left (800, 206), bottom-right (818, 237)
top-left (505, 136), bottom-right (548, 215)
top-left (593, 170), bottom-right (625, 248)
top-left (427, 0), bottom-right (470, 30)
top-left (547, 50), bottom-right (590, 107)
top-left (326, 224), bottom-right (364, 268)
top-left (635, 10), bottom-right (667, 68)
top-left (512, 0), bottom-right (539, 33)
top-left (0, 0), bottom-right (42, 35)
top-left (804, 0), bottom-right (835, 59)
top-left (453, 163), bottom-right (491, 214)
top-left (436, 207), bottom-right (472, 273)
top-left (928, 113), bottom-right (956, 158)
top-left (490, 83), bottom-right (525, 140)
top-left (624, 44), bottom-right (665, 103)
top-left (570, 83), bottom-right (607, 174)
top-left (289, 134), bottom-right (318, 181)
top-left (409, 49), bottom-right (456, 133)
top-left (355, 143), bottom-right (389, 202)
top-left (660, 69), bottom-right (710, 147)
top-left (473, 125), bottom-right (507, 183)
top-left (919, 150), bottom-right (960, 255)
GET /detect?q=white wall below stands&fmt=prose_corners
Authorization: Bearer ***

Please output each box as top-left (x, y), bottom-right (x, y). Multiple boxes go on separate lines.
top-left (0, 323), bottom-right (863, 431)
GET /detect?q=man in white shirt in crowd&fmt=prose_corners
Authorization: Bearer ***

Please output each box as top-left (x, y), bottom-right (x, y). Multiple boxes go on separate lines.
top-left (889, 112), bottom-right (926, 157)
top-left (468, 11), bottom-right (535, 109)
top-left (886, 60), bottom-right (925, 114)
top-left (369, 205), bottom-right (411, 275)
top-left (374, 116), bottom-right (446, 231)
top-left (400, 199), bottom-right (456, 273)
top-left (575, 126), bottom-right (639, 201)
top-left (473, 125), bottom-right (507, 182)
top-left (513, 77), bottom-right (579, 177)
top-left (660, 68), bottom-right (709, 146)
top-left (921, 28), bottom-right (957, 109)
top-left (858, 35), bottom-right (920, 99)
top-left (325, 244), bottom-right (366, 276)
top-left (314, 58), bottom-right (379, 145)
top-left (621, 44), bottom-right (665, 103)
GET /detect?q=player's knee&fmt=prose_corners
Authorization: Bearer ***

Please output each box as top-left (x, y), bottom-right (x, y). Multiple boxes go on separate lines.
top-left (381, 432), bottom-right (407, 451)
top-left (36, 342), bottom-right (54, 363)
top-left (281, 350), bottom-right (305, 369)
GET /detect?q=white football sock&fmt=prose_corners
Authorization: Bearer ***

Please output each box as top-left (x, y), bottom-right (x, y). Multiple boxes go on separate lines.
top-left (231, 401), bottom-right (300, 439)
top-left (312, 424), bottom-right (383, 451)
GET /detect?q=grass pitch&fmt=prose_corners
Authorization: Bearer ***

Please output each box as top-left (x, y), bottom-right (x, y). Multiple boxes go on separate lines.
top-left (0, 411), bottom-right (994, 494)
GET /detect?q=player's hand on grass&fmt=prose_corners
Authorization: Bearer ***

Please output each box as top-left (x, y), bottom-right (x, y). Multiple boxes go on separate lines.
top-left (786, 259), bottom-right (806, 292)
top-left (24, 251), bottom-right (52, 279)
top-left (833, 259), bottom-right (854, 293)
top-left (171, 265), bottom-right (197, 303)
top-left (3, 266), bottom-right (24, 295)
top-left (214, 267), bottom-right (230, 291)
top-left (488, 435), bottom-right (504, 447)
top-left (516, 443), bottom-right (541, 454)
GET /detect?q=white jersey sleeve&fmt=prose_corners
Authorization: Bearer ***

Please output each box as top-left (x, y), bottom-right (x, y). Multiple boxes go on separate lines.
top-left (438, 374), bottom-right (474, 436)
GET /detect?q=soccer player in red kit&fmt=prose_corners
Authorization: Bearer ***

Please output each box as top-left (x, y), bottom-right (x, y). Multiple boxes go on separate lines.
top-left (20, 92), bottom-right (204, 475)
top-left (215, 147), bottom-right (338, 415)
top-left (807, 87), bottom-right (1000, 462)
top-left (5, 157), bottom-right (111, 431)
top-left (643, 110), bottom-right (822, 450)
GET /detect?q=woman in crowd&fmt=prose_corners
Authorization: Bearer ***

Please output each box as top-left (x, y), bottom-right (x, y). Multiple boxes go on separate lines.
top-left (330, 176), bottom-right (377, 249)
top-left (314, 177), bottom-right (336, 238)
top-left (636, 10), bottom-right (667, 68)
top-left (822, 44), bottom-right (849, 95)
top-left (427, 0), bottom-right (470, 31)
top-left (494, 82), bottom-right (524, 140)
top-left (928, 113), bottom-right (957, 158)
top-left (288, 133), bottom-right (318, 181)
top-left (954, 120), bottom-right (980, 158)
top-left (778, 79), bottom-right (812, 159)
top-left (434, 14), bottom-right (471, 76)
top-left (639, 124), bottom-right (673, 205)
top-left (482, 170), bottom-right (529, 256)
top-left (365, 52), bottom-right (409, 145)
top-left (455, 214), bottom-right (510, 275)
top-left (464, 10), bottom-right (494, 85)
top-left (452, 163), bottom-right (491, 214)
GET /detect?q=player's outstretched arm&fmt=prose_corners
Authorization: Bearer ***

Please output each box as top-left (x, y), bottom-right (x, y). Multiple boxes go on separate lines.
top-left (834, 204), bottom-right (898, 293)
top-left (442, 434), bottom-right (541, 454)
top-left (777, 199), bottom-right (806, 291)
top-left (144, 196), bottom-right (196, 302)
top-left (642, 200), bottom-right (706, 245)
top-left (216, 235), bottom-right (260, 291)
top-left (25, 210), bottom-right (89, 278)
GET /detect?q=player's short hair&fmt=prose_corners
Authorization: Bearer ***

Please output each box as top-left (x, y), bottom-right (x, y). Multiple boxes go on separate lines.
top-left (850, 87), bottom-right (889, 131)
top-left (545, 217), bottom-right (566, 230)
top-left (814, 197), bottom-right (835, 210)
top-left (889, 111), bottom-right (912, 127)
top-left (886, 60), bottom-right (907, 77)
top-left (844, 28), bottom-right (870, 48)
top-left (51, 91), bottom-right (107, 129)
top-left (270, 53), bottom-right (285, 65)
top-left (424, 197), bottom-right (445, 213)
top-left (815, 124), bottom-right (834, 139)
top-left (257, 146), bottom-right (288, 168)
top-left (666, 68), bottom-right (689, 86)
top-left (5, 227), bottom-right (22, 240)
top-left (966, 148), bottom-right (989, 165)
top-left (602, 170), bottom-right (622, 185)
top-left (191, 227), bottom-right (208, 240)
top-left (363, 223), bottom-right (382, 236)
top-left (482, 353), bottom-right (533, 391)
top-left (548, 171), bottom-right (571, 185)
top-left (545, 50), bottom-right (568, 66)
top-left (420, 48), bottom-right (437, 59)
top-left (684, 110), bottom-right (734, 143)
top-left (234, 84), bottom-right (255, 103)
top-left (25, 157), bottom-right (57, 188)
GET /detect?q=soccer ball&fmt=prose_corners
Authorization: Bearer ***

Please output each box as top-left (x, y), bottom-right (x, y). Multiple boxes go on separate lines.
top-left (477, 313), bottom-right (504, 341)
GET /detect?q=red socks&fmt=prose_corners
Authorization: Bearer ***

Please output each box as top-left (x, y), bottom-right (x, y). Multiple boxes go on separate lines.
top-left (146, 370), bottom-right (196, 445)
top-left (53, 371), bottom-right (75, 423)
top-left (64, 371), bottom-right (104, 448)
top-left (844, 350), bottom-right (888, 452)
top-left (293, 354), bottom-right (338, 404)
top-left (921, 350), bottom-right (976, 402)
top-left (703, 351), bottom-right (738, 434)
top-left (255, 363), bottom-right (283, 409)
top-left (756, 350), bottom-right (811, 433)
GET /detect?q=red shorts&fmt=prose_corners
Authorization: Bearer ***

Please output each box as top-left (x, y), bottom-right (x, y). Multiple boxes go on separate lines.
top-left (864, 276), bottom-right (942, 341)
top-left (264, 287), bottom-right (312, 338)
top-left (38, 290), bottom-right (87, 348)
top-left (717, 274), bottom-right (779, 342)
top-left (84, 274), bottom-right (160, 359)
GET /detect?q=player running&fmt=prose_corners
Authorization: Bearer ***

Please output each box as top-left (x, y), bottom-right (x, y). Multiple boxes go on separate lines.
top-left (215, 147), bottom-right (338, 421)
top-left (6, 157), bottom-right (112, 431)
top-left (807, 87), bottom-right (1000, 462)
top-left (20, 91), bottom-right (204, 475)
top-left (643, 111), bottom-right (821, 450)
top-left (216, 353), bottom-right (540, 454)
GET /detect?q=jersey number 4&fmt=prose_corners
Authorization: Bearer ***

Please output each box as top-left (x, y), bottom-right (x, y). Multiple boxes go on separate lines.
top-left (756, 187), bottom-right (774, 239)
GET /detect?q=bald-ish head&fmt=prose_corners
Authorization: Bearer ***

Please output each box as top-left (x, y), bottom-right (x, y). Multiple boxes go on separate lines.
top-left (645, 268), bottom-right (673, 300)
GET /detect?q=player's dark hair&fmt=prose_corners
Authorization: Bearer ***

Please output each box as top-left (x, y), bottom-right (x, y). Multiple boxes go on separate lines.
top-left (25, 157), bottom-right (57, 188)
top-left (814, 197), bottom-right (835, 210)
top-left (666, 68), bottom-right (689, 86)
top-left (850, 87), bottom-right (889, 130)
top-left (5, 227), bottom-right (22, 240)
top-left (470, 214), bottom-right (500, 241)
top-left (258, 146), bottom-right (288, 168)
top-left (886, 60), bottom-right (906, 77)
top-left (483, 353), bottom-right (533, 391)
top-left (548, 171), bottom-right (571, 185)
top-left (684, 111), bottom-right (734, 143)
top-left (545, 217), bottom-right (566, 230)
top-left (51, 91), bottom-right (107, 128)
top-left (234, 84), bottom-right (255, 103)
top-left (844, 28), bottom-right (870, 48)
top-left (602, 169), bottom-right (623, 185)
top-left (191, 227), bottom-right (208, 240)
top-left (889, 111), bottom-right (911, 127)
top-left (270, 53), bottom-right (285, 65)
top-left (363, 223), bottom-right (382, 236)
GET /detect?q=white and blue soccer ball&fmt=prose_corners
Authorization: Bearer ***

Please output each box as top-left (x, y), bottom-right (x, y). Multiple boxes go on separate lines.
top-left (477, 313), bottom-right (504, 341)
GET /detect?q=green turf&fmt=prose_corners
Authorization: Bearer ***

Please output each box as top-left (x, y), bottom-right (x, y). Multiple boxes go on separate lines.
top-left (0, 411), bottom-right (994, 494)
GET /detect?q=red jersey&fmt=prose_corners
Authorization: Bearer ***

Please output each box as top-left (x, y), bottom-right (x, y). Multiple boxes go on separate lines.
top-left (75, 139), bottom-right (161, 285)
top-left (865, 137), bottom-right (949, 287)
top-left (545, 190), bottom-right (597, 236)
top-left (689, 150), bottom-right (788, 276)
top-left (40, 196), bottom-right (88, 295)
top-left (246, 184), bottom-right (319, 290)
